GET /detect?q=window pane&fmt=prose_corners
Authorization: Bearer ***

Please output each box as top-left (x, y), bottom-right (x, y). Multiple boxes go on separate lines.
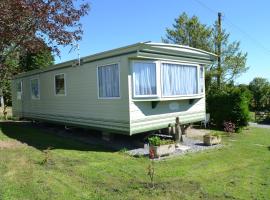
top-left (98, 64), bottom-right (120, 98)
top-left (17, 81), bottom-right (22, 100)
top-left (31, 79), bottom-right (40, 99)
top-left (133, 62), bottom-right (156, 96)
top-left (55, 74), bottom-right (65, 95)
top-left (200, 66), bottom-right (204, 93)
top-left (162, 63), bottom-right (198, 96)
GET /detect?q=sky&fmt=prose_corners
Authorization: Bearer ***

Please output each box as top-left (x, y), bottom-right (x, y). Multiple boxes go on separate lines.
top-left (55, 0), bottom-right (270, 84)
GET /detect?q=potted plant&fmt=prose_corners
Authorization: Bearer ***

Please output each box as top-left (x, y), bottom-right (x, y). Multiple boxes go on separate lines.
top-left (148, 136), bottom-right (175, 158)
top-left (203, 132), bottom-right (222, 146)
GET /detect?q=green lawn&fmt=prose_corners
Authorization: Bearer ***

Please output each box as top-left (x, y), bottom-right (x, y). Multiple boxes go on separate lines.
top-left (0, 122), bottom-right (269, 200)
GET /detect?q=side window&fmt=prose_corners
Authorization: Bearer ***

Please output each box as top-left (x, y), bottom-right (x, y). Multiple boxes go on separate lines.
top-left (133, 61), bottom-right (157, 97)
top-left (30, 78), bottom-right (40, 100)
top-left (200, 66), bottom-right (204, 93)
top-left (55, 74), bottom-right (66, 96)
top-left (98, 63), bottom-right (120, 98)
top-left (17, 81), bottom-right (22, 100)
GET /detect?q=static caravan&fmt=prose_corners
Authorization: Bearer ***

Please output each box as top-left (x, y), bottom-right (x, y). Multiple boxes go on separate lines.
top-left (12, 42), bottom-right (216, 135)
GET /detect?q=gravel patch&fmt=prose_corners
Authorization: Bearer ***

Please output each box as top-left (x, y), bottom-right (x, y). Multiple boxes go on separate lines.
top-left (128, 137), bottom-right (223, 159)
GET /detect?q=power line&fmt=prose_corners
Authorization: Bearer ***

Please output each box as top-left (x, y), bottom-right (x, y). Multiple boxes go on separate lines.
top-left (222, 15), bottom-right (270, 54)
top-left (191, 0), bottom-right (270, 55)
top-left (192, 0), bottom-right (218, 15)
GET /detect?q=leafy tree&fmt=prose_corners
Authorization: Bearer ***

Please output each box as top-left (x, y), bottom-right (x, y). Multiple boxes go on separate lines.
top-left (19, 49), bottom-right (54, 71)
top-left (0, 0), bottom-right (89, 113)
top-left (249, 77), bottom-right (270, 112)
top-left (0, 0), bottom-right (89, 63)
top-left (163, 13), bottom-right (248, 88)
top-left (162, 12), bottom-right (213, 52)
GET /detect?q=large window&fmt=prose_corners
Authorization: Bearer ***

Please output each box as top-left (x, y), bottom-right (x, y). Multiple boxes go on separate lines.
top-left (162, 63), bottom-right (198, 96)
top-left (30, 78), bottom-right (40, 99)
top-left (98, 63), bottom-right (120, 98)
top-left (17, 81), bottom-right (22, 100)
top-left (133, 61), bottom-right (157, 97)
top-left (55, 74), bottom-right (66, 96)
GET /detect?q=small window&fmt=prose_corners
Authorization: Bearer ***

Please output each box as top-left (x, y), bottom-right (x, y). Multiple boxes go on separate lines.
top-left (133, 61), bottom-right (157, 97)
top-left (55, 74), bottom-right (66, 96)
top-left (98, 63), bottom-right (120, 98)
top-left (200, 66), bottom-right (204, 93)
top-left (17, 81), bottom-right (22, 100)
top-left (30, 78), bottom-right (40, 99)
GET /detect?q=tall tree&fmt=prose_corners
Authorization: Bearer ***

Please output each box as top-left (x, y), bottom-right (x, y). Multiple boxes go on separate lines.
top-left (163, 13), bottom-right (248, 88)
top-left (162, 12), bottom-right (213, 52)
top-left (0, 0), bottom-right (89, 64)
top-left (0, 0), bottom-right (89, 113)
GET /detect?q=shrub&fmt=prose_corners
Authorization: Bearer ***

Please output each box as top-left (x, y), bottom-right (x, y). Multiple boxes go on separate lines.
top-left (207, 86), bottom-right (249, 131)
top-left (223, 121), bottom-right (236, 134)
top-left (148, 136), bottom-right (174, 146)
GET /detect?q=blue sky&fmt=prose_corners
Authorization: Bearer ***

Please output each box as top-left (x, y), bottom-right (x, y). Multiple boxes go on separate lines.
top-left (55, 0), bottom-right (270, 84)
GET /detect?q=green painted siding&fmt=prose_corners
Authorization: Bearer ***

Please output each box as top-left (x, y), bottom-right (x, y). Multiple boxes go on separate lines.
top-left (12, 55), bottom-right (131, 134)
top-left (12, 42), bottom-right (215, 135)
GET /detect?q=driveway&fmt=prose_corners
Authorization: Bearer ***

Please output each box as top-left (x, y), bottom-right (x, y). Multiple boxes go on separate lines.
top-left (249, 122), bottom-right (270, 129)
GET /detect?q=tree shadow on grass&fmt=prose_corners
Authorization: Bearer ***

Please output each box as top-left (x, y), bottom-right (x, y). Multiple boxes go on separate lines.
top-left (268, 146), bottom-right (270, 151)
top-left (0, 121), bottom-right (115, 152)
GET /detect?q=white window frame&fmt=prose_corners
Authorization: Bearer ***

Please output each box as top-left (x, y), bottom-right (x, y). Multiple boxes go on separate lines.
top-left (160, 61), bottom-right (201, 98)
top-left (54, 73), bottom-right (67, 96)
top-left (132, 60), bottom-right (160, 98)
top-left (17, 81), bottom-right (23, 100)
top-left (30, 78), bottom-right (40, 100)
top-left (200, 65), bottom-right (205, 94)
top-left (97, 62), bottom-right (121, 99)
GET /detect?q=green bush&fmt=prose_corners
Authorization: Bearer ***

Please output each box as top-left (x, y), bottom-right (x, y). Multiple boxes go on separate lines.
top-left (148, 136), bottom-right (174, 146)
top-left (207, 86), bottom-right (250, 131)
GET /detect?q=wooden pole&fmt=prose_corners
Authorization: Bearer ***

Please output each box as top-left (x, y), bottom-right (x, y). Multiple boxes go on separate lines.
top-left (217, 12), bottom-right (222, 87)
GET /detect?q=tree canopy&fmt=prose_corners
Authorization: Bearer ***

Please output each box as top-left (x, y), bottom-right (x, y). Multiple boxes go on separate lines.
top-left (163, 12), bottom-right (248, 88)
top-left (0, 0), bottom-right (89, 64)
top-left (249, 77), bottom-right (270, 112)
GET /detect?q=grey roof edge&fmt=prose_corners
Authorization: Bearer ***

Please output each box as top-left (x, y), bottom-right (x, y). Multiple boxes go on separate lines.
top-left (145, 42), bottom-right (217, 57)
top-left (13, 41), bottom-right (216, 79)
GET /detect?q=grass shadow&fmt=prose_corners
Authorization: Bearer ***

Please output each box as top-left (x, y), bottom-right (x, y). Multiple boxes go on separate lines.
top-left (0, 121), bottom-right (114, 152)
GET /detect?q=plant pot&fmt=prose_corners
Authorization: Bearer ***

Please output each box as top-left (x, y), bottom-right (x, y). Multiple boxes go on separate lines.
top-left (203, 135), bottom-right (221, 146)
top-left (149, 144), bottom-right (176, 158)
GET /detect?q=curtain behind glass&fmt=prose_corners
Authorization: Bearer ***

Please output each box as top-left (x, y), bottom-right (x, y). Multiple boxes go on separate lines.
top-left (31, 79), bottom-right (40, 99)
top-left (98, 64), bottom-right (120, 98)
top-left (200, 66), bottom-right (204, 93)
top-left (133, 62), bottom-right (156, 96)
top-left (162, 63), bottom-right (198, 96)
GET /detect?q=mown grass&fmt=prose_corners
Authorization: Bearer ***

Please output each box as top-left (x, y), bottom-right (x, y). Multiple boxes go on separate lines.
top-left (0, 122), bottom-right (269, 200)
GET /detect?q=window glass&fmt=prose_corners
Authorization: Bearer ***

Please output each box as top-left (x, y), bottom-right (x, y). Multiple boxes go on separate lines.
top-left (98, 64), bottom-right (120, 98)
top-left (31, 78), bottom-right (40, 99)
top-left (133, 62), bottom-right (157, 96)
top-left (200, 66), bottom-right (204, 93)
top-left (55, 74), bottom-right (66, 95)
top-left (17, 81), bottom-right (22, 100)
top-left (162, 63), bottom-right (198, 96)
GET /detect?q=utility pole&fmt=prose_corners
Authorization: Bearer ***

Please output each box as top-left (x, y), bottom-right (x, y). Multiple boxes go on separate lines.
top-left (217, 12), bottom-right (222, 87)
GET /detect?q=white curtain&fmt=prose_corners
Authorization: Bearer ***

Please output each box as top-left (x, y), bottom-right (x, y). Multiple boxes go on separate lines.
top-left (98, 64), bottom-right (120, 98)
top-left (133, 62), bottom-right (156, 96)
top-left (200, 65), bottom-right (204, 93)
top-left (162, 63), bottom-right (198, 96)
top-left (31, 79), bottom-right (40, 99)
